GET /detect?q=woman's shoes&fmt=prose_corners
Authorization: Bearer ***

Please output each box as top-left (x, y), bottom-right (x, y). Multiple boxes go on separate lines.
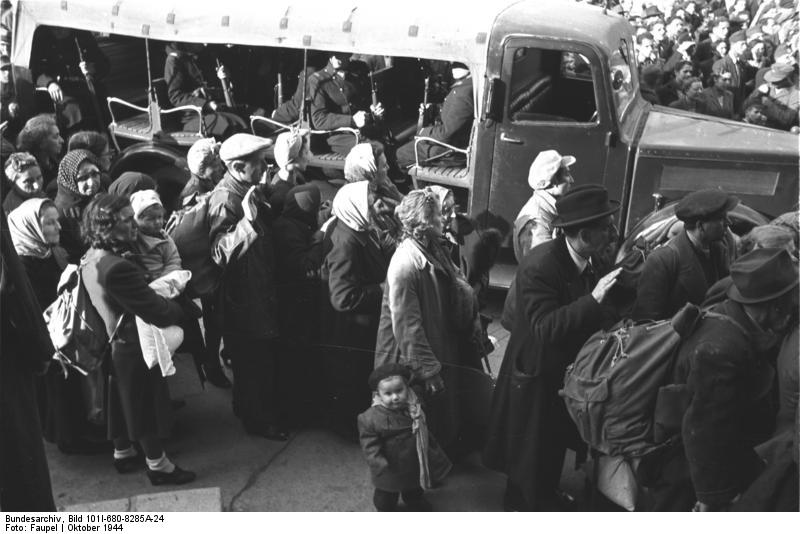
top-left (114, 453), bottom-right (145, 474)
top-left (145, 465), bottom-right (197, 486)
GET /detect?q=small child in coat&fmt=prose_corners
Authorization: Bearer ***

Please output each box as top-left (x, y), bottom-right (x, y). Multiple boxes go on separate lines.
top-left (357, 363), bottom-right (452, 512)
top-left (129, 189), bottom-right (182, 280)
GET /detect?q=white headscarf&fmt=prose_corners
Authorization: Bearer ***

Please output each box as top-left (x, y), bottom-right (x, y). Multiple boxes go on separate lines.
top-left (8, 198), bottom-right (53, 259)
top-left (344, 143), bottom-right (377, 184)
top-left (331, 181), bottom-right (371, 232)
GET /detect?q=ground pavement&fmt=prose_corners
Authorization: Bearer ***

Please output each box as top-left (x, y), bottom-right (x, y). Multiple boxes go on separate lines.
top-left (46, 288), bottom-right (588, 512)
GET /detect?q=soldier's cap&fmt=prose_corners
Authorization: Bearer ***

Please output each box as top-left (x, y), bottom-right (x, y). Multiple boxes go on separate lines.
top-left (644, 6), bottom-right (663, 18)
top-left (764, 63), bottom-right (794, 83)
top-left (528, 149), bottom-right (576, 190)
top-left (727, 248), bottom-right (798, 304)
top-left (219, 133), bottom-right (273, 163)
top-left (368, 363), bottom-right (411, 391)
top-left (674, 189), bottom-right (739, 223)
top-left (552, 184), bottom-right (619, 228)
top-left (729, 30), bottom-right (746, 44)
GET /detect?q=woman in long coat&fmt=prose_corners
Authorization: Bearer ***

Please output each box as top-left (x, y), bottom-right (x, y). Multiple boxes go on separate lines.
top-left (81, 193), bottom-right (195, 485)
top-left (8, 198), bottom-right (105, 453)
top-left (374, 188), bottom-right (472, 451)
top-left (321, 180), bottom-right (393, 438)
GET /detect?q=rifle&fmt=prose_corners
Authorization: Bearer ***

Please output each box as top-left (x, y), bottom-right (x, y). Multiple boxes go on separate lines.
top-left (74, 37), bottom-right (108, 133)
top-left (417, 76), bottom-right (430, 132)
top-left (368, 70), bottom-right (395, 145)
top-left (299, 48), bottom-right (309, 128)
top-left (275, 72), bottom-right (284, 108)
top-left (216, 58), bottom-right (235, 108)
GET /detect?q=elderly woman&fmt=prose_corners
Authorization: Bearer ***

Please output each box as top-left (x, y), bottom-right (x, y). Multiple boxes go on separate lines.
top-left (67, 130), bottom-right (114, 189)
top-left (3, 152), bottom-right (46, 215)
top-left (374, 187), bottom-right (477, 451)
top-left (15, 114), bottom-right (64, 190)
top-left (54, 149), bottom-right (103, 262)
top-left (80, 193), bottom-right (195, 485)
top-left (7, 198), bottom-right (106, 454)
top-left (320, 180), bottom-right (395, 438)
top-left (512, 149), bottom-right (575, 262)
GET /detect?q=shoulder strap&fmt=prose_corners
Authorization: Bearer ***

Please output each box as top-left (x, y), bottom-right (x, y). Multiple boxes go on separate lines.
top-left (702, 310), bottom-right (749, 339)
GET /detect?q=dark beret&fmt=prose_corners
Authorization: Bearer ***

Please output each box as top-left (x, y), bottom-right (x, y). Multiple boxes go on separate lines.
top-left (675, 189), bottom-right (739, 222)
top-left (368, 363), bottom-right (411, 391)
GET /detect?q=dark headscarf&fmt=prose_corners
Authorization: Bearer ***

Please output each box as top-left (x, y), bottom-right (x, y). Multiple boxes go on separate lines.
top-left (107, 172), bottom-right (156, 198)
top-left (54, 149), bottom-right (97, 212)
top-left (282, 184), bottom-right (321, 229)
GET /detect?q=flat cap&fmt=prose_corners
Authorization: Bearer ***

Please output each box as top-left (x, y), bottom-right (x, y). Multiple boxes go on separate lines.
top-left (674, 189), bottom-right (739, 222)
top-left (764, 63), bottom-right (794, 83)
top-left (219, 133), bottom-right (273, 163)
top-left (528, 149), bottom-right (576, 190)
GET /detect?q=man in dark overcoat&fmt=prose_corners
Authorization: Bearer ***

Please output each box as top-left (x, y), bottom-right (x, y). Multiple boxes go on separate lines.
top-left (396, 62), bottom-right (473, 169)
top-left (483, 185), bottom-right (621, 511)
top-left (678, 248), bottom-right (798, 511)
top-left (209, 134), bottom-right (288, 441)
top-left (632, 189), bottom-right (737, 321)
top-left (0, 209), bottom-right (56, 511)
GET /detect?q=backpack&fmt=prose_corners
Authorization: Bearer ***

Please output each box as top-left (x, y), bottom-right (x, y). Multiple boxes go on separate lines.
top-left (165, 190), bottom-right (221, 297)
top-left (559, 303), bottom-right (747, 458)
top-left (43, 264), bottom-right (123, 374)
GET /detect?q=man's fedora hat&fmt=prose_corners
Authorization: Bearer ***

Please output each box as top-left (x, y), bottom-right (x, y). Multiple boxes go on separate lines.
top-left (727, 248), bottom-right (799, 304)
top-left (552, 184), bottom-right (620, 228)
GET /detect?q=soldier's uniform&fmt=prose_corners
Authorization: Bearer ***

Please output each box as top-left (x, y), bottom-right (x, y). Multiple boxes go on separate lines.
top-left (308, 65), bottom-right (371, 154)
top-left (396, 75), bottom-right (473, 168)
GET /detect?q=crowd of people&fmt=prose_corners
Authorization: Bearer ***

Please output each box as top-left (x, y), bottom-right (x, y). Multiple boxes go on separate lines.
top-left (0, 0), bottom-right (798, 515)
top-left (614, 0), bottom-right (799, 130)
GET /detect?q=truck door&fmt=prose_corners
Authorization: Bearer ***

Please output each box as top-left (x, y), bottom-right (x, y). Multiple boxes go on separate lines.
top-left (489, 38), bottom-right (614, 232)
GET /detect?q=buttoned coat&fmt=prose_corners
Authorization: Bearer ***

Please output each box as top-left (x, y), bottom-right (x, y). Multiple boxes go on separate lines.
top-left (483, 236), bottom-right (616, 509)
top-left (632, 231), bottom-right (730, 321)
top-left (357, 404), bottom-right (452, 492)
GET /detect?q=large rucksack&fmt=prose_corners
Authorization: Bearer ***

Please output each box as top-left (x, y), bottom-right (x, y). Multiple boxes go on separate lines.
top-left (559, 303), bottom-right (746, 458)
top-left (43, 264), bottom-right (123, 374)
top-left (165, 190), bottom-right (222, 297)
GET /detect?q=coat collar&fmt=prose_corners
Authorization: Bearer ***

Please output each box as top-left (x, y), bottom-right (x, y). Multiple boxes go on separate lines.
top-left (397, 238), bottom-right (431, 271)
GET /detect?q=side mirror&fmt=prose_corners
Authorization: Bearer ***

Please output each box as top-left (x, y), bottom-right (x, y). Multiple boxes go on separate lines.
top-left (485, 76), bottom-right (504, 123)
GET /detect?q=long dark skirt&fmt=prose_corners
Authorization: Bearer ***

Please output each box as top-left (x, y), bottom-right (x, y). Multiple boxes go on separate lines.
top-left (107, 342), bottom-right (172, 441)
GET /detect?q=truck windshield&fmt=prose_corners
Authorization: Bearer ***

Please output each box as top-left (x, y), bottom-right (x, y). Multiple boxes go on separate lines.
top-left (611, 38), bottom-right (637, 122)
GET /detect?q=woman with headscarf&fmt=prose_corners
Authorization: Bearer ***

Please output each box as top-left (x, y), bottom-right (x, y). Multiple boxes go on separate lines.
top-left (107, 171), bottom-right (156, 198)
top-left (8, 198), bottom-right (106, 454)
top-left (3, 152), bottom-right (46, 215)
top-left (269, 129), bottom-right (310, 215)
top-left (67, 130), bottom-right (114, 190)
top-left (54, 149), bottom-right (102, 263)
top-left (320, 180), bottom-right (394, 438)
top-left (374, 188), bottom-right (477, 452)
top-left (273, 183), bottom-right (324, 425)
top-left (81, 193), bottom-right (195, 485)
top-left (178, 137), bottom-right (224, 208)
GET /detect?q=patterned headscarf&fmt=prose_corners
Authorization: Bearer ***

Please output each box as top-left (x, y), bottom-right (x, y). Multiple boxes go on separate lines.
top-left (7, 198), bottom-right (54, 259)
top-left (344, 143), bottom-right (377, 183)
top-left (56, 149), bottom-right (97, 196)
top-left (331, 180), bottom-right (371, 232)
